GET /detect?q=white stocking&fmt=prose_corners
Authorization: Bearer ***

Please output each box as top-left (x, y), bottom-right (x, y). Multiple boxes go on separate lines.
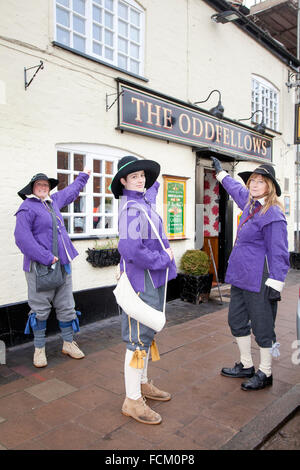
top-left (235, 335), bottom-right (253, 368)
top-left (124, 349), bottom-right (142, 400)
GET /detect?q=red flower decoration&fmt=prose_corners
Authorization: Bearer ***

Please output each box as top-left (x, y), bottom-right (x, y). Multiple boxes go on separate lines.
top-left (204, 230), bottom-right (211, 237)
top-left (212, 205), bottom-right (219, 215)
top-left (213, 220), bottom-right (219, 232)
top-left (213, 184), bottom-right (219, 195)
top-left (204, 215), bottom-right (210, 225)
top-left (203, 195), bottom-right (211, 204)
top-left (204, 180), bottom-right (210, 190)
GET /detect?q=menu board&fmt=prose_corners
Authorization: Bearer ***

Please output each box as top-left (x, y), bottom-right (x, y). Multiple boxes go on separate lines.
top-left (163, 175), bottom-right (188, 239)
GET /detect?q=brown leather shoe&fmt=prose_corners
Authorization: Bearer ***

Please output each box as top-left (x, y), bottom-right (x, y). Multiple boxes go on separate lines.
top-left (122, 397), bottom-right (162, 424)
top-left (141, 380), bottom-right (171, 401)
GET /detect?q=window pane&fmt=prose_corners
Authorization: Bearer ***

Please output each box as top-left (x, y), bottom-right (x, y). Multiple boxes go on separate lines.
top-left (74, 153), bottom-right (84, 171)
top-left (58, 173), bottom-right (69, 190)
top-left (105, 197), bottom-right (113, 212)
top-left (93, 196), bottom-right (102, 212)
top-left (105, 177), bottom-right (112, 193)
top-left (74, 196), bottom-right (85, 212)
top-left (130, 9), bottom-right (140, 26)
top-left (118, 53), bottom-right (127, 69)
top-left (118, 2), bottom-right (128, 20)
top-left (118, 20), bottom-right (128, 37)
top-left (118, 37), bottom-right (127, 53)
top-left (130, 43), bottom-right (139, 59)
top-left (93, 24), bottom-right (102, 41)
top-left (105, 161), bottom-right (113, 174)
top-left (57, 151), bottom-right (69, 169)
top-left (105, 29), bottom-right (113, 46)
top-left (73, 15), bottom-right (85, 34)
top-left (57, 0), bottom-right (69, 7)
top-left (93, 0), bottom-right (102, 4)
top-left (57, 26), bottom-right (70, 45)
top-left (93, 5), bottom-right (102, 23)
top-left (105, 47), bottom-right (113, 59)
top-left (105, 217), bottom-right (113, 228)
top-left (93, 160), bottom-right (102, 173)
top-left (56, 6), bottom-right (70, 26)
top-left (73, 0), bottom-right (85, 15)
top-left (93, 42), bottom-right (102, 55)
top-left (105, 12), bottom-right (113, 28)
top-left (94, 176), bottom-right (102, 192)
top-left (130, 59), bottom-right (139, 74)
top-left (105, 0), bottom-right (113, 11)
top-left (74, 217), bottom-right (85, 233)
top-left (93, 216), bottom-right (102, 228)
top-left (60, 204), bottom-right (70, 213)
top-left (73, 34), bottom-right (85, 52)
top-left (130, 26), bottom-right (139, 42)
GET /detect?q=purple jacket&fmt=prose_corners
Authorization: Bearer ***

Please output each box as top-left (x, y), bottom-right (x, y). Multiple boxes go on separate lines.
top-left (220, 174), bottom-right (290, 293)
top-left (118, 183), bottom-right (177, 293)
top-left (14, 172), bottom-right (89, 271)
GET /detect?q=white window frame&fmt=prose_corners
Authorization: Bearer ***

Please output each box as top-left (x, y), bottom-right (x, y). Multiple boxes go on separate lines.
top-left (54, 0), bottom-right (145, 76)
top-left (56, 144), bottom-right (134, 238)
top-left (251, 75), bottom-right (279, 132)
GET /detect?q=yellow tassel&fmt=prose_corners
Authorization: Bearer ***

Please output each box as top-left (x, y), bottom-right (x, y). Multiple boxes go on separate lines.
top-left (150, 340), bottom-right (160, 362)
top-left (129, 349), bottom-right (147, 369)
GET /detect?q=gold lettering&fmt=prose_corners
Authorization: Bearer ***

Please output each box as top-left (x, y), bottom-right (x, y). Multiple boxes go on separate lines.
top-left (163, 108), bottom-right (173, 129)
top-left (215, 125), bottom-right (222, 143)
top-left (223, 127), bottom-right (230, 146)
top-left (179, 113), bottom-right (191, 134)
top-left (205, 121), bottom-right (215, 140)
top-left (230, 129), bottom-right (237, 148)
top-left (244, 135), bottom-right (252, 151)
top-left (131, 97), bottom-right (145, 122)
top-left (147, 103), bottom-right (162, 127)
top-left (192, 117), bottom-right (203, 137)
top-left (237, 132), bottom-right (244, 149)
top-left (261, 140), bottom-right (267, 156)
top-left (252, 137), bottom-right (261, 154)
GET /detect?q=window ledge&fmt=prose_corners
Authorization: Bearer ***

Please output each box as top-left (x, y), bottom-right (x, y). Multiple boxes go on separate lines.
top-left (71, 234), bottom-right (119, 241)
top-left (52, 42), bottom-right (149, 83)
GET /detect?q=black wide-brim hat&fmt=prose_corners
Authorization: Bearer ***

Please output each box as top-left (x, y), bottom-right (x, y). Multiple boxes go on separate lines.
top-left (238, 164), bottom-right (281, 197)
top-left (110, 156), bottom-right (160, 199)
top-left (17, 173), bottom-right (59, 200)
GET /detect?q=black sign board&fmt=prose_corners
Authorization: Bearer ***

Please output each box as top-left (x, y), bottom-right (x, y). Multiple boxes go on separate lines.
top-left (117, 82), bottom-right (272, 162)
top-left (295, 104), bottom-right (300, 144)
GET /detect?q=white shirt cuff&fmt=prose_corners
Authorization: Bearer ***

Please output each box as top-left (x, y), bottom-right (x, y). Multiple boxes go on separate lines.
top-left (265, 278), bottom-right (285, 292)
top-left (215, 170), bottom-right (228, 183)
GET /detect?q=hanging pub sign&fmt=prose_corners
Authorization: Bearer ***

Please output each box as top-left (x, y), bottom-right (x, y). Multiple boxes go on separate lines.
top-left (117, 79), bottom-right (272, 162)
top-left (295, 104), bottom-right (300, 144)
top-left (163, 175), bottom-right (188, 240)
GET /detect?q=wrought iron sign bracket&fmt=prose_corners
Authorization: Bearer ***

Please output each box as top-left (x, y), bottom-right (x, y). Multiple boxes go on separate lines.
top-left (106, 91), bottom-right (124, 111)
top-left (24, 60), bottom-right (44, 90)
top-left (286, 71), bottom-right (300, 92)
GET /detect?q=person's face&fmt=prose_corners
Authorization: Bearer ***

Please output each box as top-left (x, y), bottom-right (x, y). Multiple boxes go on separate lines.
top-left (33, 180), bottom-right (50, 199)
top-left (248, 174), bottom-right (268, 199)
top-left (120, 170), bottom-right (146, 192)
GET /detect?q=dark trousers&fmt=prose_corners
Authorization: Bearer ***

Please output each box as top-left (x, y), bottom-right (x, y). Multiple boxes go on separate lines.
top-left (228, 271), bottom-right (278, 348)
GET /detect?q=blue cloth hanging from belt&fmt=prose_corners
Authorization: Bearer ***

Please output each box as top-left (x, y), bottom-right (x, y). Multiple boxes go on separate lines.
top-left (24, 313), bottom-right (47, 334)
top-left (59, 311), bottom-right (81, 333)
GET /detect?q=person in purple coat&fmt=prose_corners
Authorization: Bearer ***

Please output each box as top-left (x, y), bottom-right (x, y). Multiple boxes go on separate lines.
top-left (211, 157), bottom-right (290, 391)
top-left (14, 169), bottom-right (90, 367)
top-left (110, 156), bottom-right (177, 425)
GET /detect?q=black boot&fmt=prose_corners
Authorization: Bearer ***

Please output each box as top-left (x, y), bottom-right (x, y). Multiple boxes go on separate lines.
top-left (221, 362), bottom-right (255, 378)
top-left (241, 369), bottom-right (273, 391)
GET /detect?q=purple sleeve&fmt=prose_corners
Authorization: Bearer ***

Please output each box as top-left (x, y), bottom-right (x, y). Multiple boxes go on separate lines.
top-left (52, 172), bottom-right (89, 210)
top-left (262, 221), bottom-right (290, 283)
top-left (118, 208), bottom-right (171, 271)
top-left (221, 175), bottom-right (250, 210)
top-left (145, 181), bottom-right (160, 205)
top-left (14, 209), bottom-right (54, 265)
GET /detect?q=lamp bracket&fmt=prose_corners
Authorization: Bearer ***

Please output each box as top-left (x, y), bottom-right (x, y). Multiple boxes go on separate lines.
top-left (286, 71), bottom-right (300, 92)
top-left (24, 61), bottom-right (44, 90)
top-left (106, 91), bottom-right (124, 111)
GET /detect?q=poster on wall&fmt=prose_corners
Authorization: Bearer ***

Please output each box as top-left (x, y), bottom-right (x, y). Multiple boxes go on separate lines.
top-left (163, 175), bottom-right (188, 239)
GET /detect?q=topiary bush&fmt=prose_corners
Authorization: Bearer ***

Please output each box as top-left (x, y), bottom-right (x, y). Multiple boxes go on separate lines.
top-left (180, 249), bottom-right (211, 276)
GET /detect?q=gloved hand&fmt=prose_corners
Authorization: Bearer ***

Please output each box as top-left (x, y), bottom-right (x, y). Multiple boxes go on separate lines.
top-left (267, 286), bottom-right (281, 302)
top-left (210, 157), bottom-right (223, 174)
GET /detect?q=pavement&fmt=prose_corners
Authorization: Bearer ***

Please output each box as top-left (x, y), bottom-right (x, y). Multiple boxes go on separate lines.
top-left (0, 270), bottom-right (299, 451)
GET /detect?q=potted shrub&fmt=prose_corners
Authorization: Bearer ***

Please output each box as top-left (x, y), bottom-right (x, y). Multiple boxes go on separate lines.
top-left (86, 238), bottom-right (120, 268)
top-left (178, 249), bottom-right (213, 304)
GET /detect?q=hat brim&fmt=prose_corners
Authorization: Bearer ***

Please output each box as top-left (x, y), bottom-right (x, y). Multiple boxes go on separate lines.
top-left (238, 170), bottom-right (281, 196)
top-left (17, 178), bottom-right (59, 200)
top-left (110, 160), bottom-right (160, 199)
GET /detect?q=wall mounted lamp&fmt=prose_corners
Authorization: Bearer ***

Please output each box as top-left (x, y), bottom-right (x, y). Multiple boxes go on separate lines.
top-left (194, 89), bottom-right (224, 119)
top-left (211, 10), bottom-right (241, 24)
top-left (238, 110), bottom-right (266, 134)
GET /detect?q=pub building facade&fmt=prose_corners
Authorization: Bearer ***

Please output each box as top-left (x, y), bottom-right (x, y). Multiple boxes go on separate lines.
top-left (0, 0), bottom-right (298, 346)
